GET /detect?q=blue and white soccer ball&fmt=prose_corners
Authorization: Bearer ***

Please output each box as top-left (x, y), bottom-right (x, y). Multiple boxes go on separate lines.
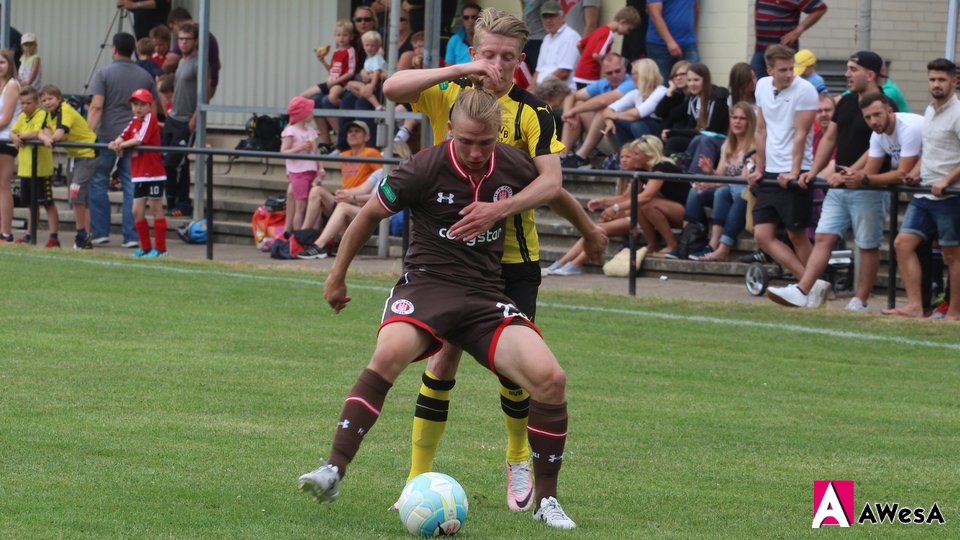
top-left (397, 472), bottom-right (468, 536)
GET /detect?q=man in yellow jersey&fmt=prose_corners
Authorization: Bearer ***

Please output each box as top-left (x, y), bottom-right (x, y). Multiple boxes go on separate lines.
top-left (383, 7), bottom-right (606, 514)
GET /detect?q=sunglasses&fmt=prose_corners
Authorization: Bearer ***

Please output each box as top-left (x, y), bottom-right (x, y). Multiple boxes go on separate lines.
top-left (354, 17), bottom-right (373, 22)
top-left (462, 14), bottom-right (479, 21)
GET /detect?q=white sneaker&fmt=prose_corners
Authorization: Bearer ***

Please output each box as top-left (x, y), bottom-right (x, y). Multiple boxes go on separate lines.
top-left (122, 240), bottom-right (140, 248)
top-left (506, 462), bottom-right (534, 511)
top-left (298, 462), bottom-right (341, 503)
top-left (541, 261), bottom-right (563, 277)
top-left (766, 284), bottom-right (807, 308)
top-left (805, 279), bottom-right (831, 308)
top-left (845, 297), bottom-right (868, 311)
top-left (533, 496), bottom-right (576, 529)
top-left (551, 262), bottom-right (582, 276)
top-left (90, 236), bottom-right (110, 245)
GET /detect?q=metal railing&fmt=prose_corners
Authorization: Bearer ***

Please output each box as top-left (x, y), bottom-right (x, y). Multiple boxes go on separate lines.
top-left (8, 138), bottom-right (958, 308)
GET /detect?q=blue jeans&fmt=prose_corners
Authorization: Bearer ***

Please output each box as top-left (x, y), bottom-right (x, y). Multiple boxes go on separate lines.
top-left (646, 41), bottom-right (700, 82)
top-left (714, 184), bottom-right (748, 247)
top-left (900, 195), bottom-right (960, 247)
top-left (89, 148), bottom-right (135, 242)
top-left (684, 135), bottom-right (724, 174)
top-left (614, 116), bottom-right (661, 146)
top-left (684, 186), bottom-right (719, 224)
top-left (751, 50), bottom-right (767, 81)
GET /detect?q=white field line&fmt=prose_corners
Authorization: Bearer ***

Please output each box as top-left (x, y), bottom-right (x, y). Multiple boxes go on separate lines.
top-left (5, 251), bottom-right (959, 352)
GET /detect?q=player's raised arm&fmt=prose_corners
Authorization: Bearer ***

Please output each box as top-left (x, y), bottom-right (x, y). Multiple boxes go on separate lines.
top-left (324, 199), bottom-right (393, 313)
top-left (383, 61), bottom-right (501, 104)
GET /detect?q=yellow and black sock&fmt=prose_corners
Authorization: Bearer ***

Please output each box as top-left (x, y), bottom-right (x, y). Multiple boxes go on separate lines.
top-left (407, 370), bottom-right (455, 482)
top-left (499, 377), bottom-right (531, 464)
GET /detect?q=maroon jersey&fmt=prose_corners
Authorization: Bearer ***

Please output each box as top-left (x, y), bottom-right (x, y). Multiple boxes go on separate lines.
top-left (376, 140), bottom-right (538, 287)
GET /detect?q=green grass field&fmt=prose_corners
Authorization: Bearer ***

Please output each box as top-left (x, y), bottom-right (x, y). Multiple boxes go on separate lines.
top-left (2, 247), bottom-right (958, 538)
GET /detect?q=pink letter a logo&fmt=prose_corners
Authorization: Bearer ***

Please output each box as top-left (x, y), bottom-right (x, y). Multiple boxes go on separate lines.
top-left (813, 480), bottom-right (855, 528)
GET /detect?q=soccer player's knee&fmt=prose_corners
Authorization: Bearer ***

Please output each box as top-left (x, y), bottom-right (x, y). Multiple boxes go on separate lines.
top-left (532, 367), bottom-right (566, 402)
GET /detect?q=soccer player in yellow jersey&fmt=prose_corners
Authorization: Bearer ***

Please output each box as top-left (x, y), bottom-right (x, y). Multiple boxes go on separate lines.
top-left (383, 7), bottom-right (606, 514)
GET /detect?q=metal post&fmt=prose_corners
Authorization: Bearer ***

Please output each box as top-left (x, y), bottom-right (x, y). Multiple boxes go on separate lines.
top-left (379, 0), bottom-right (402, 258)
top-left (886, 190), bottom-right (899, 309)
top-left (628, 173), bottom-right (639, 296)
top-left (948, 0), bottom-right (960, 60)
top-left (193, 0), bottom-right (211, 221)
top-left (0, 0), bottom-right (10, 53)
top-left (29, 144), bottom-right (38, 245)
top-left (206, 155), bottom-right (214, 260)
top-left (857, 0), bottom-right (871, 50)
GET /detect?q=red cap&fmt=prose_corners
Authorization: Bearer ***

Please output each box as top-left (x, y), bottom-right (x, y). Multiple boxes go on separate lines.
top-left (129, 88), bottom-right (154, 104)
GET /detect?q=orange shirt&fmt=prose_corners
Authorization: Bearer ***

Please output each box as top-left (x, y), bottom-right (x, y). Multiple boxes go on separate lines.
top-left (339, 147), bottom-right (382, 190)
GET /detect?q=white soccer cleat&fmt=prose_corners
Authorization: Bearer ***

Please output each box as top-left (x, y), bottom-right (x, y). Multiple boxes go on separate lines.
top-left (533, 496), bottom-right (576, 529)
top-left (806, 279), bottom-right (831, 308)
top-left (845, 297), bottom-right (868, 311)
top-left (766, 283), bottom-right (807, 308)
top-left (506, 462), bottom-right (534, 511)
top-left (298, 462), bottom-right (341, 504)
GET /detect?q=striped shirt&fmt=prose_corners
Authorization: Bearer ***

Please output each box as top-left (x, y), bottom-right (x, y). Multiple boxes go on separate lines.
top-left (755, 0), bottom-right (827, 52)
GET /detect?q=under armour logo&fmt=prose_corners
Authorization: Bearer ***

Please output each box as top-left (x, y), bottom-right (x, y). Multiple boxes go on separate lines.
top-left (548, 453), bottom-right (564, 463)
top-left (337, 419), bottom-right (350, 429)
top-left (358, 428), bottom-right (366, 437)
top-left (436, 192), bottom-right (455, 204)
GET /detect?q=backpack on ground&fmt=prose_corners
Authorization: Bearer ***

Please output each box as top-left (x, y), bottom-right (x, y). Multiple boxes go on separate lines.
top-left (252, 195), bottom-right (287, 251)
top-left (675, 221), bottom-right (708, 260)
top-left (235, 114), bottom-right (286, 152)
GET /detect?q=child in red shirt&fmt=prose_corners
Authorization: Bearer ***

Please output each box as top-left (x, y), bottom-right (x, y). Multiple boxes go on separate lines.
top-left (109, 88), bottom-right (168, 258)
top-left (573, 6), bottom-right (641, 87)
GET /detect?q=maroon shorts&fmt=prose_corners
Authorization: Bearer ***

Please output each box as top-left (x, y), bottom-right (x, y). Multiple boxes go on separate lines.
top-left (379, 270), bottom-right (540, 374)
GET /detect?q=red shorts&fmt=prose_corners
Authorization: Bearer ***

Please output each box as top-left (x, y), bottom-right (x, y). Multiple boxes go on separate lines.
top-left (288, 170), bottom-right (317, 200)
top-left (379, 270), bottom-right (540, 374)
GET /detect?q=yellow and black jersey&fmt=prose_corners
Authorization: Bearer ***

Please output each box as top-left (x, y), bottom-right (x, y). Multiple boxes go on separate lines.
top-left (413, 79), bottom-right (565, 264)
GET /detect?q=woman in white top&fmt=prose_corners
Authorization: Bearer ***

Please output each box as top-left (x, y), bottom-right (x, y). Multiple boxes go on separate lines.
top-left (562, 58), bottom-right (665, 168)
top-left (0, 49), bottom-right (22, 242)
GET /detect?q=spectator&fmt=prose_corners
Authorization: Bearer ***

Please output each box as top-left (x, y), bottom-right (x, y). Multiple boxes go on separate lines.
top-left (301, 19), bottom-right (357, 153)
top-left (333, 6), bottom-right (379, 152)
top-left (86, 32), bottom-right (160, 247)
top-left (563, 58), bottom-right (665, 169)
top-left (445, 3), bottom-right (481, 66)
top-left (395, 31), bottom-right (425, 145)
top-left (534, 77), bottom-right (571, 134)
top-left (162, 22), bottom-right (208, 216)
top-left (559, 53), bottom-right (635, 159)
top-left (346, 31), bottom-right (387, 111)
top-left (18, 33), bottom-right (41, 89)
top-left (307, 141), bottom-right (414, 261)
top-left (392, 10), bottom-right (414, 59)
top-left (752, 0), bottom-right (828, 79)
top-left (521, 0), bottom-right (547, 72)
top-left (38, 84), bottom-right (98, 249)
top-left (885, 58), bottom-right (960, 320)
top-left (812, 93), bottom-right (834, 155)
top-left (281, 96), bottom-right (323, 234)
top-left (728, 61), bottom-right (757, 107)
top-left (157, 73), bottom-right (174, 116)
top-left (572, 6), bottom-right (641, 88)
top-left (621, 0), bottom-right (649, 63)
top-left (10, 85), bottom-right (59, 247)
top-left (653, 59), bottom-right (690, 130)
top-left (547, 135), bottom-right (687, 275)
top-left (116, 0), bottom-right (171, 41)
top-left (135, 38), bottom-right (164, 79)
top-left (646, 0), bottom-right (700, 82)
top-left (879, 61), bottom-right (910, 113)
top-left (533, 1), bottom-right (581, 92)
top-left (684, 102), bottom-right (757, 261)
top-left (108, 88), bottom-right (168, 258)
top-left (149, 25), bottom-right (172, 69)
top-left (659, 62), bottom-right (729, 156)
top-left (163, 7), bottom-right (221, 98)
top-left (747, 44), bottom-right (818, 284)
top-left (293, 120), bottom-right (382, 259)
top-left (767, 51), bottom-right (887, 310)
top-left (0, 49), bottom-right (19, 243)
top-left (563, 0), bottom-right (600, 36)
top-left (794, 49), bottom-right (828, 94)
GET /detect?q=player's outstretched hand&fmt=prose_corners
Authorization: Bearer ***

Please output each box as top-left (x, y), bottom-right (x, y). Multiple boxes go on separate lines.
top-left (449, 201), bottom-right (506, 242)
top-left (324, 276), bottom-right (351, 314)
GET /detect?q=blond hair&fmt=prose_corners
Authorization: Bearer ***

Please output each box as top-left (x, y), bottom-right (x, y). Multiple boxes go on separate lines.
top-left (622, 135), bottom-right (667, 168)
top-left (361, 30), bottom-right (382, 46)
top-left (474, 8), bottom-right (529, 52)
top-left (452, 88), bottom-right (506, 135)
top-left (631, 58), bottom-right (663, 99)
top-left (334, 19), bottom-right (354, 34)
top-left (723, 101), bottom-right (757, 163)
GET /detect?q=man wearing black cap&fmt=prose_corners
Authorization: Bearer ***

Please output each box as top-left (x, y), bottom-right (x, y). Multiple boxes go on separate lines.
top-left (86, 32), bottom-right (159, 247)
top-left (768, 51), bottom-right (887, 310)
